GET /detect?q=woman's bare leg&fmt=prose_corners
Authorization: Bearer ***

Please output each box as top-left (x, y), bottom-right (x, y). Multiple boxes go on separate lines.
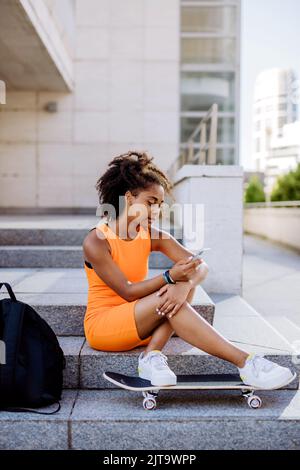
top-left (137, 293), bottom-right (248, 367)
top-left (134, 278), bottom-right (196, 341)
top-left (142, 285), bottom-right (197, 355)
top-left (134, 290), bottom-right (175, 355)
top-left (186, 286), bottom-right (196, 303)
top-left (134, 272), bottom-right (248, 367)
top-left (165, 300), bottom-right (248, 367)
top-left (143, 320), bottom-right (174, 355)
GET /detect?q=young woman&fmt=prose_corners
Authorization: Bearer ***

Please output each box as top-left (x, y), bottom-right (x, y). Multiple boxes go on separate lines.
top-left (83, 151), bottom-right (294, 389)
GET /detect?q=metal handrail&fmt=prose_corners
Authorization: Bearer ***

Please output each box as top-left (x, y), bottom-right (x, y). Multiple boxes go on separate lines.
top-left (167, 103), bottom-right (218, 181)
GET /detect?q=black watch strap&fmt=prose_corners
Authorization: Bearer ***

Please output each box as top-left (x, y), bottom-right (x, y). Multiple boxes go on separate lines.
top-left (163, 270), bottom-right (176, 284)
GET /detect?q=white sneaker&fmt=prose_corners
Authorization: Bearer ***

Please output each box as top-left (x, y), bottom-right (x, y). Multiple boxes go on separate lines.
top-left (138, 349), bottom-right (177, 386)
top-left (238, 353), bottom-right (295, 389)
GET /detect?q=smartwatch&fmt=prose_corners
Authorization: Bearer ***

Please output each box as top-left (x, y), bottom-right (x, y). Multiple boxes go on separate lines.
top-left (162, 269), bottom-right (176, 284)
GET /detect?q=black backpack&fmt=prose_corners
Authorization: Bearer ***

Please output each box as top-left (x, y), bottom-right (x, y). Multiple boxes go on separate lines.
top-left (0, 282), bottom-right (66, 414)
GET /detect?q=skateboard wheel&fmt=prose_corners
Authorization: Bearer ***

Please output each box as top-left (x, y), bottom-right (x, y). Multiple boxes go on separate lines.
top-left (247, 395), bottom-right (262, 409)
top-left (143, 397), bottom-right (157, 410)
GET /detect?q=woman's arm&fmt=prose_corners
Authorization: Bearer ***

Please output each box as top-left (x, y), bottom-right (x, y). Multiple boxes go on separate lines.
top-left (151, 226), bottom-right (209, 290)
top-left (150, 226), bottom-right (196, 261)
top-left (83, 227), bottom-right (202, 302)
top-left (152, 227), bottom-right (209, 316)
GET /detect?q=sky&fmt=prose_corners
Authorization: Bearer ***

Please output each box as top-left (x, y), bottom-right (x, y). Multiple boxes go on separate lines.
top-left (240, 0), bottom-right (300, 170)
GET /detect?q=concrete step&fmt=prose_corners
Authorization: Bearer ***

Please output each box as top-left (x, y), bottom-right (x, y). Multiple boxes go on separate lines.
top-left (0, 214), bottom-right (183, 246)
top-left (0, 229), bottom-right (88, 246)
top-left (0, 268), bottom-right (215, 335)
top-left (59, 335), bottom-right (299, 390)
top-left (0, 245), bottom-right (84, 268)
top-left (0, 245), bottom-right (174, 268)
top-left (58, 295), bottom-right (299, 390)
top-left (0, 388), bottom-right (299, 450)
top-left (0, 227), bottom-right (182, 246)
top-left (0, 214), bottom-right (182, 268)
top-left (0, 214), bottom-right (98, 246)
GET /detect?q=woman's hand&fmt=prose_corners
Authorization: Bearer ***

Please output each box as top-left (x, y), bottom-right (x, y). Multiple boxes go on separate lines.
top-left (155, 282), bottom-right (191, 318)
top-left (169, 256), bottom-right (203, 282)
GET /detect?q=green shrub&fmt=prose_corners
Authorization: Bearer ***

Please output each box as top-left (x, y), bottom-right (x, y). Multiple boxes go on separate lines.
top-left (271, 163), bottom-right (300, 201)
top-left (244, 175), bottom-right (266, 203)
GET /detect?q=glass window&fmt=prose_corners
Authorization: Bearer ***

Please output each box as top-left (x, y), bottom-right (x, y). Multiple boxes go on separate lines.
top-left (293, 103), bottom-right (298, 115)
top-left (179, 146), bottom-right (235, 165)
top-left (278, 102), bottom-right (287, 111)
top-left (209, 116), bottom-right (235, 144)
top-left (216, 148), bottom-right (235, 165)
top-left (181, 6), bottom-right (237, 34)
top-left (181, 71), bottom-right (235, 112)
top-left (181, 37), bottom-right (236, 64)
top-left (278, 116), bottom-right (287, 128)
top-left (180, 116), bottom-right (235, 144)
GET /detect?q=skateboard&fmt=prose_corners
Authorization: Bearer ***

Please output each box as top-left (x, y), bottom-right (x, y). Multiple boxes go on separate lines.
top-left (102, 371), bottom-right (278, 411)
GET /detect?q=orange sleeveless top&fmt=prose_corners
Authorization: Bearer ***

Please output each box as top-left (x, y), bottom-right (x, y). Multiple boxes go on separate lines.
top-left (83, 222), bottom-right (151, 322)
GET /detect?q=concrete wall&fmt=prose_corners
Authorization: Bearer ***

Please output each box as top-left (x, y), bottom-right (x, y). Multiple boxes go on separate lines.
top-left (0, 0), bottom-right (75, 91)
top-left (244, 207), bottom-right (300, 251)
top-left (43, 0), bottom-right (76, 56)
top-left (172, 165), bottom-right (244, 295)
top-left (0, 0), bottom-right (180, 208)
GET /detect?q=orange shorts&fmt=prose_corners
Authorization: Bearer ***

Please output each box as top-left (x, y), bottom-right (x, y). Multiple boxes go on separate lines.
top-left (84, 299), bottom-right (152, 352)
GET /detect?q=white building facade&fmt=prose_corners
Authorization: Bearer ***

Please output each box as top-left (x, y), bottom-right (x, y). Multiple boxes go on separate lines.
top-left (252, 68), bottom-right (299, 194)
top-left (0, 0), bottom-right (241, 209)
top-left (264, 121), bottom-right (300, 193)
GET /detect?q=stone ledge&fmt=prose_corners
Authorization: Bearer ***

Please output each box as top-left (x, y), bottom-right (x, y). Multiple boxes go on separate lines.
top-left (0, 268), bottom-right (215, 335)
top-left (57, 336), bottom-right (299, 390)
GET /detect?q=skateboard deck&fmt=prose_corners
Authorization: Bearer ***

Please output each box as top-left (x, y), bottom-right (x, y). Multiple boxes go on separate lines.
top-left (103, 371), bottom-right (284, 410)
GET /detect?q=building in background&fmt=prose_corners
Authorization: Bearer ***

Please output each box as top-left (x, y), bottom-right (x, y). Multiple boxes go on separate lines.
top-left (180, 0), bottom-right (240, 165)
top-left (264, 120), bottom-right (300, 193)
top-left (252, 68), bottom-right (299, 194)
top-left (0, 0), bottom-right (241, 210)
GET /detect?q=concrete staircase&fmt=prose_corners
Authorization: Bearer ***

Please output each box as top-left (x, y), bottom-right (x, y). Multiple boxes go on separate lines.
top-left (0, 215), bottom-right (299, 450)
top-left (0, 214), bottom-right (177, 268)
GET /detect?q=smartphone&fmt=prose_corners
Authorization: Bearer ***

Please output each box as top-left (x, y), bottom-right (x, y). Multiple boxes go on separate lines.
top-left (191, 247), bottom-right (211, 260)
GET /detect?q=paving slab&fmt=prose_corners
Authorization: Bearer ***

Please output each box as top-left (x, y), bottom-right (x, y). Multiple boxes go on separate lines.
top-left (2, 389), bottom-right (299, 450)
top-left (0, 390), bottom-right (77, 450)
top-left (70, 389), bottom-right (300, 450)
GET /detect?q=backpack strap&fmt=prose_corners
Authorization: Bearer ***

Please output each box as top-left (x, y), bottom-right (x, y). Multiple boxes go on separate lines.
top-left (0, 401), bottom-right (61, 415)
top-left (0, 282), bottom-right (17, 302)
top-left (0, 300), bottom-right (25, 400)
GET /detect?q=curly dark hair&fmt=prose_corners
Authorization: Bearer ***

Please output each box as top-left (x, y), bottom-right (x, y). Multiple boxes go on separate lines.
top-left (95, 150), bottom-right (174, 219)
